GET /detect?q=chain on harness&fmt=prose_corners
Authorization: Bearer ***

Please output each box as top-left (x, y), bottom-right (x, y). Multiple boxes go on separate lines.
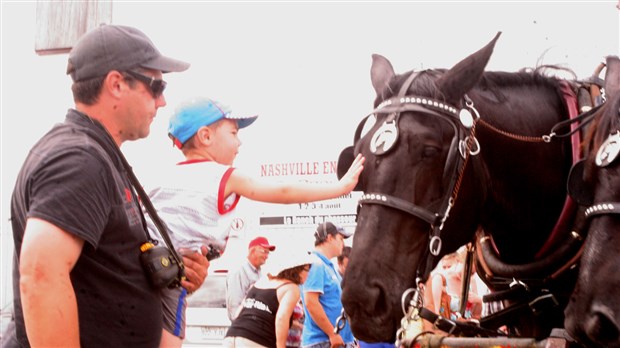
top-left (334, 308), bottom-right (348, 335)
top-left (395, 280), bottom-right (427, 347)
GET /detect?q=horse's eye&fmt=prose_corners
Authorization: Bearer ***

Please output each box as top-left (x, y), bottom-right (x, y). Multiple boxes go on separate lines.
top-left (422, 146), bottom-right (440, 158)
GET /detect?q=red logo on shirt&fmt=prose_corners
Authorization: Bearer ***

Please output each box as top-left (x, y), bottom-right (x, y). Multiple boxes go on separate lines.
top-left (125, 188), bottom-right (132, 202)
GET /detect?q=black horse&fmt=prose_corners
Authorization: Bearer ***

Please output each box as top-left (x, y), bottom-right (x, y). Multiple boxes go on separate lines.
top-left (338, 33), bottom-right (584, 343)
top-left (565, 55), bottom-right (620, 348)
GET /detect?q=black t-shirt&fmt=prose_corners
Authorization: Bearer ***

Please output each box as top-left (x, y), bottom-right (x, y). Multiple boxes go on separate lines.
top-left (10, 109), bottom-right (162, 347)
top-left (226, 285), bottom-right (284, 348)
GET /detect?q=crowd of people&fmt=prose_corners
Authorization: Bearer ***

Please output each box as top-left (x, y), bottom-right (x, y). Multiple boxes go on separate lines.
top-left (4, 23), bottom-right (498, 348)
top-left (223, 222), bottom-right (355, 348)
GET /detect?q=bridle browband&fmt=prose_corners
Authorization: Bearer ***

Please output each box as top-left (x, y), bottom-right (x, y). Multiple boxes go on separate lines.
top-left (585, 202), bottom-right (620, 218)
top-left (357, 71), bottom-right (481, 285)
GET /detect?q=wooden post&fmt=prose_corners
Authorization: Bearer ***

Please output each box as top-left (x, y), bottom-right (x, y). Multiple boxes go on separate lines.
top-left (35, 0), bottom-right (112, 55)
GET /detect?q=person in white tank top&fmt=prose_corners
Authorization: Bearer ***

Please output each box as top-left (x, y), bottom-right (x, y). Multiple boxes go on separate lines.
top-left (146, 97), bottom-right (365, 348)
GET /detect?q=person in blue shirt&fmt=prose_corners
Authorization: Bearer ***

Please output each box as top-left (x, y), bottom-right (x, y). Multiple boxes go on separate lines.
top-left (301, 222), bottom-right (355, 348)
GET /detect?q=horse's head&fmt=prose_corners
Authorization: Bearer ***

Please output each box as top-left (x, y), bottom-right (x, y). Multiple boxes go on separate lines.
top-left (565, 55), bottom-right (620, 347)
top-left (338, 34), bottom-right (499, 342)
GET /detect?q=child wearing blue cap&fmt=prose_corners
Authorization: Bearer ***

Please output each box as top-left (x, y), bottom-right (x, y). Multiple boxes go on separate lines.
top-left (146, 97), bottom-right (365, 347)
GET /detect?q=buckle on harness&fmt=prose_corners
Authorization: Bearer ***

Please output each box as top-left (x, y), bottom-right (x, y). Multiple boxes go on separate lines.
top-left (433, 316), bottom-right (457, 335)
top-left (529, 293), bottom-right (559, 315)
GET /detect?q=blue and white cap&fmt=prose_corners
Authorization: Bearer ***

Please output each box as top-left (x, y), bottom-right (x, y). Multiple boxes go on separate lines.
top-left (168, 97), bottom-right (258, 148)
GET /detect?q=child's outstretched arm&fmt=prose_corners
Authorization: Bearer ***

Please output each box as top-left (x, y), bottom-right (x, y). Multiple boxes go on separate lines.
top-left (226, 154), bottom-right (364, 204)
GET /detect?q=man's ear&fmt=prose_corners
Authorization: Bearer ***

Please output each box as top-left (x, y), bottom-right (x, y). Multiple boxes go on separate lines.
top-left (104, 71), bottom-right (126, 98)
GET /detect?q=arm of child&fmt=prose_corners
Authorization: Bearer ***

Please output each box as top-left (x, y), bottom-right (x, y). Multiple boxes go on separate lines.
top-left (431, 274), bottom-right (445, 314)
top-left (226, 154), bottom-right (364, 203)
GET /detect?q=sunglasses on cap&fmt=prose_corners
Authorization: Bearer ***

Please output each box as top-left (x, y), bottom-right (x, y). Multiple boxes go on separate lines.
top-left (125, 70), bottom-right (167, 98)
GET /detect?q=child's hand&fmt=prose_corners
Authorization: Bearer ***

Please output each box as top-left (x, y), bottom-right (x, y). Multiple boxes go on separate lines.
top-left (340, 154), bottom-right (365, 192)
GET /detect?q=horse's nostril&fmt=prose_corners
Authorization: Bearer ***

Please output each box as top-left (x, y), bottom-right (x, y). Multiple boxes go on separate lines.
top-left (371, 283), bottom-right (391, 314)
top-left (586, 304), bottom-right (620, 344)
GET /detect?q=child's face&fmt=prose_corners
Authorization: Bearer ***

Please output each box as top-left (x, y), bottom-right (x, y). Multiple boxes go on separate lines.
top-left (210, 119), bottom-right (241, 165)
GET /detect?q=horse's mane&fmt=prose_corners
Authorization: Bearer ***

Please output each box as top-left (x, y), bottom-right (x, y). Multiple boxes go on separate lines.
top-left (476, 65), bottom-right (569, 103)
top-left (388, 65), bottom-right (569, 106)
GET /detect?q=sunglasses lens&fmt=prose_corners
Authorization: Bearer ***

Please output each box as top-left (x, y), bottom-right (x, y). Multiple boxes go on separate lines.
top-left (126, 71), bottom-right (166, 98)
top-left (151, 80), bottom-right (166, 98)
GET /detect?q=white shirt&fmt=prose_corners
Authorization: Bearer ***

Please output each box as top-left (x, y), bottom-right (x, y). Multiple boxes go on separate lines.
top-left (144, 160), bottom-right (240, 252)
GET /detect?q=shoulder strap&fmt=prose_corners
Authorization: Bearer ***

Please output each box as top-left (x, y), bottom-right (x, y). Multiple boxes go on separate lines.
top-left (276, 282), bottom-right (294, 290)
top-left (80, 114), bottom-right (184, 271)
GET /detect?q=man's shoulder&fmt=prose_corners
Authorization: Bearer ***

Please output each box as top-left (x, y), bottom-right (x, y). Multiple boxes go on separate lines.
top-left (33, 122), bottom-right (110, 162)
top-left (227, 261), bottom-right (248, 278)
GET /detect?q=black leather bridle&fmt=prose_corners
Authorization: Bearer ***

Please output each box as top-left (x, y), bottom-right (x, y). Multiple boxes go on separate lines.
top-left (356, 71), bottom-right (481, 284)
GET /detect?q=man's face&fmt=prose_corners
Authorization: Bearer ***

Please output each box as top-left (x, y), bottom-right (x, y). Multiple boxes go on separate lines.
top-left (119, 69), bottom-right (167, 142)
top-left (329, 233), bottom-right (345, 256)
top-left (250, 246), bottom-right (271, 267)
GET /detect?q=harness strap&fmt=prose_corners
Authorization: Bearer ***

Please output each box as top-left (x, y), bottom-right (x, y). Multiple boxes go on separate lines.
top-left (482, 282), bottom-right (529, 303)
top-left (479, 293), bottom-right (559, 331)
top-left (477, 229), bottom-right (582, 279)
top-left (585, 202), bottom-right (620, 218)
top-left (534, 81), bottom-right (581, 259)
top-left (359, 193), bottom-right (440, 225)
top-left (418, 307), bottom-right (503, 337)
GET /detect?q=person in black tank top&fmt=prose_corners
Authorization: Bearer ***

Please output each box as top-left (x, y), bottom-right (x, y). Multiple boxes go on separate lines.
top-left (224, 251), bottom-right (315, 348)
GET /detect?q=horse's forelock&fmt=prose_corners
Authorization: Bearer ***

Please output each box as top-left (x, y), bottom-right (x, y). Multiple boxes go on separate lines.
top-left (382, 70), bottom-right (444, 102)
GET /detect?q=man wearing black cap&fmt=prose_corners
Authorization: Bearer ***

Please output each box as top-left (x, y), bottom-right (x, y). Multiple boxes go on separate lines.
top-left (301, 222), bottom-right (356, 348)
top-left (9, 25), bottom-right (207, 347)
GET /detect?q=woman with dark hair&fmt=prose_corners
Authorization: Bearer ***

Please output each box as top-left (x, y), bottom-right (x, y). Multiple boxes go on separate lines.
top-left (224, 251), bottom-right (315, 348)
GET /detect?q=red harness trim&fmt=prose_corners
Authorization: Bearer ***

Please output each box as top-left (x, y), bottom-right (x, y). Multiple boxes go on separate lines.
top-left (535, 81), bottom-right (580, 259)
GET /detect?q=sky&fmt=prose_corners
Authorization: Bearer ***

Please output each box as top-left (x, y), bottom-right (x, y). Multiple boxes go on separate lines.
top-left (1, 0), bottom-right (619, 312)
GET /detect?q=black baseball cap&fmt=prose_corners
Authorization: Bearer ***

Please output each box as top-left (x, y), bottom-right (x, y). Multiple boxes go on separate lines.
top-left (67, 24), bottom-right (190, 82)
top-left (315, 221), bottom-right (353, 242)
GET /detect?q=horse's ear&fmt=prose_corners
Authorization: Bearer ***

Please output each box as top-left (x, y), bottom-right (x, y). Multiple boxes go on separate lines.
top-left (371, 54), bottom-right (395, 98)
top-left (436, 32), bottom-right (501, 103)
top-left (604, 55), bottom-right (620, 98)
top-left (337, 146), bottom-right (363, 191)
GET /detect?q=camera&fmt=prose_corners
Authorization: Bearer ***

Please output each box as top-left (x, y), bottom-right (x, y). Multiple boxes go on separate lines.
top-left (205, 244), bottom-right (221, 261)
top-left (140, 242), bottom-right (184, 289)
